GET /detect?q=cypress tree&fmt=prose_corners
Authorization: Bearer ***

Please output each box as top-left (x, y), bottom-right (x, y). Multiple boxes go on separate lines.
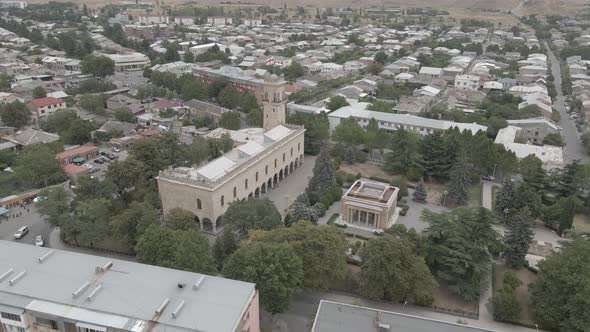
top-left (495, 178), bottom-right (515, 218)
top-left (307, 144), bottom-right (337, 198)
top-left (413, 181), bottom-right (427, 203)
top-left (504, 207), bottom-right (534, 268)
top-left (445, 156), bottom-right (472, 206)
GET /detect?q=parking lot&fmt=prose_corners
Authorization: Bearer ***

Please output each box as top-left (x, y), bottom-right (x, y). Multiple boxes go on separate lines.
top-left (84, 149), bottom-right (129, 180)
top-left (0, 200), bottom-right (53, 246)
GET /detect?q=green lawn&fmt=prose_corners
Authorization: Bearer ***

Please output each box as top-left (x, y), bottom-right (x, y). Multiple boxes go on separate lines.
top-left (467, 182), bottom-right (483, 207)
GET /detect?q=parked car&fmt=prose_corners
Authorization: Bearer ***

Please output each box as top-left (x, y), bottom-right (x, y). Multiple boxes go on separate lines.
top-left (100, 151), bottom-right (108, 156)
top-left (113, 147), bottom-right (121, 152)
top-left (33, 196), bottom-right (46, 203)
top-left (34, 235), bottom-right (44, 247)
top-left (100, 156), bottom-right (110, 162)
top-left (13, 226), bottom-right (29, 240)
top-left (482, 175), bottom-right (496, 182)
top-left (83, 163), bottom-right (93, 169)
top-left (94, 158), bottom-right (104, 164)
top-left (107, 154), bottom-right (117, 160)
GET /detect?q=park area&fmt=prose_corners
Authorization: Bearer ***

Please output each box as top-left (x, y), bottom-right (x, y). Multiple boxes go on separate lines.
top-left (493, 264), bottom-right (537, 327)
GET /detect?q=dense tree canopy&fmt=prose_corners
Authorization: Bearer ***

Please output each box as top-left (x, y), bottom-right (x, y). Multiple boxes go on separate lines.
top-left (223, 242), bottom-right (303, 313)
top-left (81, 55), bottom-right (115, 78)
top-left (223, 198), bottom-right (283, 237)
top-left (0, 101), bottom-right (31, 128)
top-left (530, 239), bottom-right (590, 332)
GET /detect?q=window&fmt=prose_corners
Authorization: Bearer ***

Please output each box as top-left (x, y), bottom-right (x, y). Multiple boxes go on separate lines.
top-left (290, 147), bottom-right (293, 156)
top-left (233, 187), bottom-right (237, 197)
top-left (221, 195), bottom-right (225, 206)
top-left (78, 328), bottom-right (102, 332)
top-left (298, 143), bottom-right (300, 152)
top-left (274, 159), bottom-right (277, 168)
top-left (1, 313), bottom-right (21, 322)
top-left (36, 317), bottom-right (58, 330)
top-left (197, 199), bottom-right (202, 210)
top-left (265, 165), bottom-right (268, 175)
top-left (245, 179), bottom-right (248, 189)
top-left (282, 153), bottom-right (285, 162)
top-left (255, 172), bottom-right (259, 182)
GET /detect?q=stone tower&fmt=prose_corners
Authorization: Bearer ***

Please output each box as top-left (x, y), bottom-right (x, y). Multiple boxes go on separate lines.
top-left (261, 74), bottom-right (287, 131)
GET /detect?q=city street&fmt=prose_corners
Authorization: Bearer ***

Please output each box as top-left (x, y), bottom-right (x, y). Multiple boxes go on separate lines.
top-left (544, 41), bottom-right (587, 163)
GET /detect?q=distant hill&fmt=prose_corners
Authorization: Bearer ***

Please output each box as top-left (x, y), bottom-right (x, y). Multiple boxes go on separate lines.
top-left (25, 0), bottom-right (588, 16)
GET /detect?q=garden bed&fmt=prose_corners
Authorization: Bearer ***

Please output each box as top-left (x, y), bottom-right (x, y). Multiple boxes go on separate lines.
top-left (493, 264), bottom-right (537, 327)
top-left (430, 283), bottom-right (479, 318)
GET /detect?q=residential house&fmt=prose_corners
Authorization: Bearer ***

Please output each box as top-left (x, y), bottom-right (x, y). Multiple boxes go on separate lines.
top-left (27, 97), bottom-right (65, 123)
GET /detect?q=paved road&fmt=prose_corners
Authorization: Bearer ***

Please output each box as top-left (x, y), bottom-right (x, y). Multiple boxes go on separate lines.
top-left (0, 204), bottom-right (51, 246)
top-left (544, 41), bottom-right (587, 163)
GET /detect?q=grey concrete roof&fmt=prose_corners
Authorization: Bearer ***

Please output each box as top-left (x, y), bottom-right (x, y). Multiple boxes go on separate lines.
top-left (312, 301), bottom-right (496, 332)
top-left (0, 241), bottom-right (255, 332)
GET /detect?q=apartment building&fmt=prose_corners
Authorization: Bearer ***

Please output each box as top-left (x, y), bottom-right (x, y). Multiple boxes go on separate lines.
top-left (99, 53), bottom-right (150, 72)
top-left (454, 74), bottom-right (480, 91)
top-left (328, 103), bottom-right (487, 136)
top-left (27, 97), bottom-right (65, 123)
top-left (0, 241), bottom-right (260, 332)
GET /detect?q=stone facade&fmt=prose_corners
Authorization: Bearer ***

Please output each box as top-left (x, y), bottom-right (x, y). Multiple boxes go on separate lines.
top-left (157, 74), bottom-right (304, 234)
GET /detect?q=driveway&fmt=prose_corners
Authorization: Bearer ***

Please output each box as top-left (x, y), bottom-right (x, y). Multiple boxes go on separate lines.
top-left (262, 155), bottom-right (316, 215)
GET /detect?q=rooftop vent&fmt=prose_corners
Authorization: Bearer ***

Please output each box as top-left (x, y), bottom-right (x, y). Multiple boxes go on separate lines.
top-left (155, 298), bottom-right (170, 315)
top-left (38, 250), bottom-right (54, 263)
top-left (8, 270), bottom-right (26, 286)
top-left (171, 300), bottom-right (185, 319)
top-left (72, 281), bottom-right (90, 298)
top-left (193, 275), bottom-right (205, 290)
top-left (95, 261), bottom-right (113, 274)
top-left (0, 268), bottom-right (14, 283)
top-left (378, 323), bottom-right (390, 332)
top-left (177, 283), bottom-right (186, 289)
top-left (86, 284), bottom-right (103, 302)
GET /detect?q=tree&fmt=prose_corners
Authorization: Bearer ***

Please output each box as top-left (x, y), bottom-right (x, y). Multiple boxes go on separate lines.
top-left (307, 145), bottom-right (337, 198)
top-left (364, 118), bottom-right (388, 149)
top-left (384, 129), bottom-right (422, 178)
top-left (36, 187), bottom-right (71, 226)
top-left (249, 221), bottom-right (347, 289)
top-left (366, 63), bottom-right (383, 75)
top-left (283, 62), bottom-right (304, 81)
top-left (503, 207), bottom-right (534, 268)
top-left (223, 198), bottom-right (282, 237)
top-left (79, 94), bottom-right (106, 114)
top-left (512, 183), bottom-right (543, 219)
top-left (71, 198), bottom-right (112, 246)
top-left (113, 108), bottom-right (137, 123)
top-left (530, 239), bottom-right (590, 331)
top-left (519, 155), bottom-right (546, 191)
top-left (413, 181), bottom-right (427, 203)
top-left (0, 101), bottom-right (31, 128)
top-left (359, 235), bottom-right (437, 305)
top-left (288, 193), bottom-right (322, 225)
top-left (542, 132), bottom-right (565, 147)
top-left (40, 109), bottom-right (78, 133)
top-left (331, 117), bottom-right (365, 146)
top-left (135, 225), bottom-right (216, 274)
top-left (222, 242), bottom-right (303, 313)
top-left (374, 51), bottom-right (387, 65)
top-left (423, 208), bottom-right (501, 301)
top-left (219, 111), bottom-right (240, 130)
top-left (73, 176), bottom-right (116, 201)
top-left (486, 116), bottom-right (508, 137)
top-left (326, 95), bottom-right (349, 111)
top-left (445, 156), bottom-right (472, 206)
top-left (555, 195), bottom-right (579, 234)
top-left (492, 286), bottom-right (522, 322)
top-left (419, 132), bottom-right (452, 180)
top-left (32, 86), bottom-right (47, 99)
top-left (81, 55), bottom-right (115, 78)
top-left (187, 136), bottom-right (210, 166)
top-left (110, 201), bottom-right (158, 246)
top-left (212, 228), bottom-right (239, 270)
top-left (184, 50), bottom-right (194, 63)
top-left (165, 208), bottom-right (196, 230)
top-left (15, 145), bottom-right (66, 188)
top-left (62, 119), bottom-right (94, 145)
top-left (287, 112), bottom-right (329, 155)
top-left (495, 178), bottom-right (515, 218)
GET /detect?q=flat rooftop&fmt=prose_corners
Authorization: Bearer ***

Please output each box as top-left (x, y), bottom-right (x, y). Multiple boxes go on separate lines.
top-left (312, 301), bottom-right (496, 332)
top-left (0, 241), bottom-right (255, 332)
top-left (344, 179), bottom-right (398, 204)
